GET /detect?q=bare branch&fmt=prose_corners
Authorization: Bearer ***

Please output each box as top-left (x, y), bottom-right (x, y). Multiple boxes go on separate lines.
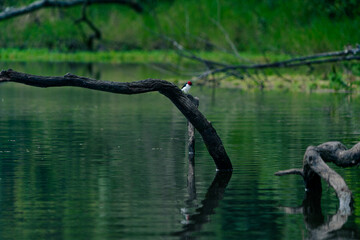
top-left (275, 140), bottom-right (359, 212)
top-left (210, 54), bottom-right (360, 75)
top-left (0, 0), bottom-right (143, 21)
top-left (274, 168), bottom-right (303, 177)
top-left (169, 43), bottom-right (360, 82)
top-left (74, 1), bottom-right (101, 50)
top-left (317, 141), bottom-right (360, 167)
top-left (304, 146), bottom-right (352, 214)
top-left (0, 69), bottom-right (232, 171)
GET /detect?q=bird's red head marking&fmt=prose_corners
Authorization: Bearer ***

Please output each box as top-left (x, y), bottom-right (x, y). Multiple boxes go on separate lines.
top-left (187, 81), bottom-right (192, 86)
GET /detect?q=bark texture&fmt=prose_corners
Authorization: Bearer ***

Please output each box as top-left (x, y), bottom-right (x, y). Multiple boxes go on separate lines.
top-left (0, 69), bottom-right (232, 170)
top-left (275, 141), bottom-right (357, 212)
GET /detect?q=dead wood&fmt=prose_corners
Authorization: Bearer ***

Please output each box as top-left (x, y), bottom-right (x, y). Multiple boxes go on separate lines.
top-left (0, 69), bottom-right (232, 171)
top-left (275, 141), bottom-right (357, 212)
top-left (168, 37), bottom-right (360, 84)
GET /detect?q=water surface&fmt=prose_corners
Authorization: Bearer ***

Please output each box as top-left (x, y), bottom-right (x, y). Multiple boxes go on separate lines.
top-left (0, 62), bottom-right (360, 239)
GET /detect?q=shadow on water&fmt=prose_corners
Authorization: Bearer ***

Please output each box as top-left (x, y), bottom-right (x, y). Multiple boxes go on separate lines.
top-left (282, 191), bottom-right (358, 240)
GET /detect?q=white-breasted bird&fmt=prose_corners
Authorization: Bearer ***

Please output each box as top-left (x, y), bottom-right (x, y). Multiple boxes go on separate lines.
top-left (181, 81), bottom-right (192, 93)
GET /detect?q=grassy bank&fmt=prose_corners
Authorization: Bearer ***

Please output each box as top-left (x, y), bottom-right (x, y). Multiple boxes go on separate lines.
top-left (0, 48), bottom-right (288, 64)
top-left (1, 48), bottom-right (359, 92)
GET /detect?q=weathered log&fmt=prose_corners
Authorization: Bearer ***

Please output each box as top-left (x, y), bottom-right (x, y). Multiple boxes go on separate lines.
top-left (0, 69), bottom-right (232, 171)
top-left (275, 141), bottom-right (356, 212)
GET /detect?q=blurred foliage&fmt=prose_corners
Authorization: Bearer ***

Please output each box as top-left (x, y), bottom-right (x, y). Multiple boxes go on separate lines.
top-left (312, 0), bottom-right (360, 19)
top-left (0, 0), bottom-right (358, 54)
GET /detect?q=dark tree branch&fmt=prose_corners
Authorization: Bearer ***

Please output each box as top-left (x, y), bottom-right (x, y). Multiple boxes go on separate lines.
top-left (275, 141), bottom-right (357, 213)
top-left (0, 69), bottom-right (232, 171)
top-left (74, 1), bottom-right (102, 50)
top-left (0, 0), bottom-right (143, 21)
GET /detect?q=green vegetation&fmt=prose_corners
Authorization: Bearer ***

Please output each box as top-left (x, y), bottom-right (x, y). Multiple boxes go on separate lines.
top-left (0, 0), bottom-right (359, 92)
top-left (0, 48), bottom-right (180, 63)
top-left (0, 0), bottom-right (359, 54)
top-left (0, 48), bottom-right (289, 64)
top-left (1, 48), bottom-right (359, 92)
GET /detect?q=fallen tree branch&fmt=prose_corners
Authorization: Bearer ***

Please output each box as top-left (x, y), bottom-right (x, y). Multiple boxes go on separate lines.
top-left (168, 40), bottom-right (360, 84)
top-left (275, 141), bottom-right (356, 213)
top-left (0, 0), bottom-right (143, 21)
top-left (0, 69), bottom-right (232, 171)
top-left (207, 54), bottom-right (360, 76)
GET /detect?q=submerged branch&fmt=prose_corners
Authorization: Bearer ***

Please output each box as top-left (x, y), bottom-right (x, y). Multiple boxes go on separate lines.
top-left (276, 141), bottom-right (357, 212)
top-left (0, 69), bottom-right (232, 171)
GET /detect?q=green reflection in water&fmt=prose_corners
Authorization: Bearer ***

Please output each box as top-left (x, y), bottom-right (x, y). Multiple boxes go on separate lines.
top-left (0, 62), bottom-right (360, 239)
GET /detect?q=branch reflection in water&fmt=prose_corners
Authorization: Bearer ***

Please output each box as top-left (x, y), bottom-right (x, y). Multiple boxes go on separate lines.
top-left (281, 191), bottom-right (357, 240)
top-left (173, 164), bottom-right (232, 238)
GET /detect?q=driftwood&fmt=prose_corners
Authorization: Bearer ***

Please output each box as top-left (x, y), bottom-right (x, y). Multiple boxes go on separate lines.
top-left (275, 141), bottom-right (359, 213)
top-left (0, 69), bottom-right (232, 171)
top-left (0, 0), bottom-right (143, 21)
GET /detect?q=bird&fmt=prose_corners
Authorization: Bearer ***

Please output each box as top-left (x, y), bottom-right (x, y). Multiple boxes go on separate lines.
top-left (181, 81), bottom-right (192, 94)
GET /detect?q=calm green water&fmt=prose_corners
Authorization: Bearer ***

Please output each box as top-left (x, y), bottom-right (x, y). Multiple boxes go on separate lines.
top-left (1, 62), bottom-right (360, 239)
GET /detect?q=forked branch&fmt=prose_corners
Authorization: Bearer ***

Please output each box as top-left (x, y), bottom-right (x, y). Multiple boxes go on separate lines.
top-left (275, 141), bottom-right (357, 213)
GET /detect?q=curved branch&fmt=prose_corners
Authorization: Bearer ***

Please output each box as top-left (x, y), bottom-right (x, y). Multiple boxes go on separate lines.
top-left (304, 146), bottom-right (352, 214)
top-left (0, 69), bottom-right (232, 171)
top-left (317, 141), bottom-right (360, 167)
top-left (275, 141), bottom-right (356, 212)
top-left (0, 0), bottom-right (143, 21)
